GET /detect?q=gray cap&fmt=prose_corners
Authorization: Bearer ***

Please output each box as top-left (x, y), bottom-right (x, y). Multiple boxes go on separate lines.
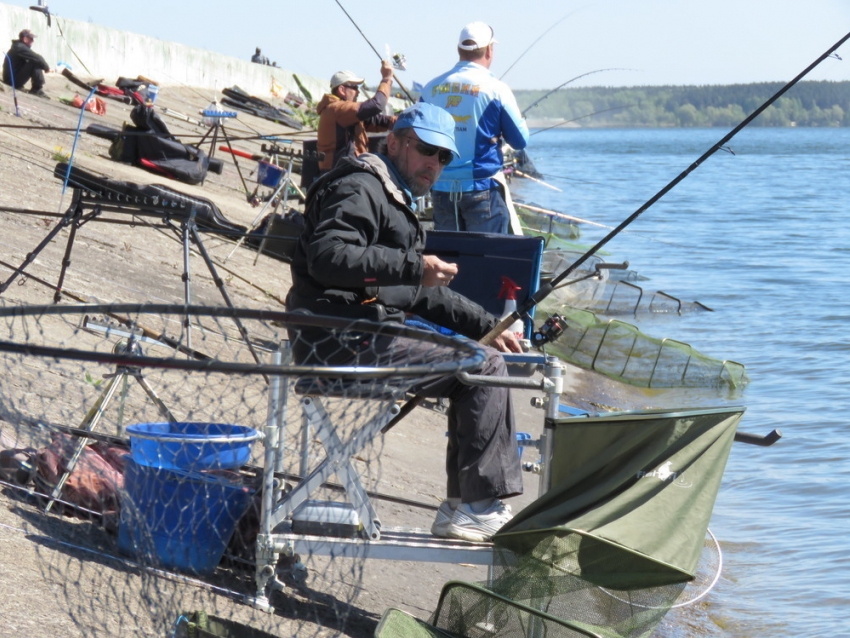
top-left (330, 70), bottom-right (365, 89)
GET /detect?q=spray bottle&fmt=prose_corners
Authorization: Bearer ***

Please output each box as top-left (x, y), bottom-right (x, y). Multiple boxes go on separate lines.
top-left (498, 276), bottom-right (525, 339)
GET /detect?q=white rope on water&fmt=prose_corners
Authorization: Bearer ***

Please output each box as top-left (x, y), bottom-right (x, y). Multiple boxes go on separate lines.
top-left (597, 527), bottom-right (724, 610)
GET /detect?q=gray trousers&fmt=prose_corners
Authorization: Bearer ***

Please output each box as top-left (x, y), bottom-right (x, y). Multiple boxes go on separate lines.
top-left (407, 342), bottom-right (524, 503)
top-left (292, 327), bottom-right (524, 504)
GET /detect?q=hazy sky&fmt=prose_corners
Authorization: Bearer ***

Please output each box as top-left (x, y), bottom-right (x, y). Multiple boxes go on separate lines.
top-left (5, 0), bottom-right (850, 90)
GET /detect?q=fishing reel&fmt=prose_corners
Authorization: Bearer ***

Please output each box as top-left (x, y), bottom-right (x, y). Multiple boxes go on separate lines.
top-left (530, 314), bottom-right (568, 348)
top-left (392, 53), bottom-right (407, 71)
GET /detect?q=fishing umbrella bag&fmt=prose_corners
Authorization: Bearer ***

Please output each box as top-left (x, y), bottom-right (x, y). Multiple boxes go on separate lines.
top-left (108, 104), bottom-right (212, 185)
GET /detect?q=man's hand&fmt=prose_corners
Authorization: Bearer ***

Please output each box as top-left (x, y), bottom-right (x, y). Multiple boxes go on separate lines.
top-left (422, 254), bottom-right (458, 287)
top-left (380, 60), bottom-right (394, 83)
top-left (491, 329), bottom-right (524, 353)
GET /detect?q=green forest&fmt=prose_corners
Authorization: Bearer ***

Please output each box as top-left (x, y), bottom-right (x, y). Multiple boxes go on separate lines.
top-left (513, 81), bottom-right (850, 127)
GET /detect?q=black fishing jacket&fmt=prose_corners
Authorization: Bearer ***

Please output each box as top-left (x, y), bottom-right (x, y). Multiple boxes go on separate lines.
top-left (287, 153), bottom-right (497, 340)
top-left (2, 40), bottom-right (49, 87)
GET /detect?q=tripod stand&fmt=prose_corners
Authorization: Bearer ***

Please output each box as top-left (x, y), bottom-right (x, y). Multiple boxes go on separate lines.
top-left (197, 106), bottom-right (251, 193)
top-left (223, 143), bottom-right (320, 265)
top-left (0, 163), bottom-right (266, 370)
top-left (44, 326), bottom-right (175, 512)
top-left (223, 141), bottom-right (296, 263)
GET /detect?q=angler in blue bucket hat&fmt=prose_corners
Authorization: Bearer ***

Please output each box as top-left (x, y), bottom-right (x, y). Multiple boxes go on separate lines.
top-left (393, 101), bottom-right (460, 160)
top-left (288, 102), bottom-right (525, 543)
top-left (383, 102), bottom-right (461, 198)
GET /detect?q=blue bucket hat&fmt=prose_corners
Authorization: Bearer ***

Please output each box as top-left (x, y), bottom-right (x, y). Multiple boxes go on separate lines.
top-left (394, 102), bottom-right (459, 159)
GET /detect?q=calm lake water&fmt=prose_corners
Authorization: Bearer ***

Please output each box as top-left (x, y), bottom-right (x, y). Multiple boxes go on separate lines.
top-left (511, 127), bottom-right (850, 637)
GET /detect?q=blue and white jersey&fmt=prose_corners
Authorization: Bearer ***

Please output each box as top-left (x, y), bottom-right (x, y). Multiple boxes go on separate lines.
top-left (421, 61), bottom-right (529, 193)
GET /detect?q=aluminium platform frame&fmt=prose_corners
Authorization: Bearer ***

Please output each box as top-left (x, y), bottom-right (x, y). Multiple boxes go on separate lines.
top-left (248, 349), bottom-right (565, 611)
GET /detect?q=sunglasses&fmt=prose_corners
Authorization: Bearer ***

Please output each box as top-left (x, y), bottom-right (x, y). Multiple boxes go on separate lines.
top-left (404, 136), bottom-right (453, 166)
top-left (343, 84), bottom-right (361, 91)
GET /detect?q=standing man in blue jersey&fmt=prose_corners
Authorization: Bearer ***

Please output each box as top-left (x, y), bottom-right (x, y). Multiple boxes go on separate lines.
top-left (421, 22), bottom-right (530, 234)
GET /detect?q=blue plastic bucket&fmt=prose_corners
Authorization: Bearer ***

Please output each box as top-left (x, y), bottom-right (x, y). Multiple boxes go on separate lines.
top-left (257, 161), bottom-right (283, 187)
top-left (126, 422), bottom-right (259, 471)
top-left (118, 458), bottom-right (255, 575)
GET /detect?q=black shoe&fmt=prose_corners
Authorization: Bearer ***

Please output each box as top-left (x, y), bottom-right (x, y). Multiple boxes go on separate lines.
top-left (29, 88), bottom-right (49, 98)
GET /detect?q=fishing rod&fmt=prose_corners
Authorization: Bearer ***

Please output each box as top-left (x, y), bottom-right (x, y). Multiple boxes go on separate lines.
top-left (2, 53), bottom-right (20, 117)
top-left (513, 169), bottom-right (562, 192)
top-left (499, 9), bottom-right (580, 81)
top-left (381, 29), bottom-right (850, 434)
top-left (333, 0), bottom-right (415, 103)
top-left (482, 29), bottom-right (850, 345)
top-left (521, 68), bottom-right (632, 117)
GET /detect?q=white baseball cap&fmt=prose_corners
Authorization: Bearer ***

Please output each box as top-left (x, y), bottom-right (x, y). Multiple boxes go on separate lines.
top-left (330, 70), bottom-right (365, 89)
top-left (458, 22), bottom-right (496, 51)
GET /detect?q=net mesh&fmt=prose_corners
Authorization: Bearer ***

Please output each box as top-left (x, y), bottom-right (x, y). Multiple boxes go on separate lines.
top-left (536, 306), bottom-right (748, 389)
top-left (516, 204), bottom-right (583, 242)
top-left (374, 533), bottom-right (721, 638)
top-left (0, 303), bottom-right (483, 637)
top-left (541, 249), bottom-right (711, 316)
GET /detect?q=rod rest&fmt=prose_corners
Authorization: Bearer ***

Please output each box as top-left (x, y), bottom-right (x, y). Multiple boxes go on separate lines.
top-left (260, 143), bottom-right (324, 162)
top-left (53, 162), bottom-right (247, 235)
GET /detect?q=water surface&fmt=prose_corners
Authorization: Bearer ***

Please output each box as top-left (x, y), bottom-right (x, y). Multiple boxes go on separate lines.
top-left (513, 127), bottom-right (850, 637)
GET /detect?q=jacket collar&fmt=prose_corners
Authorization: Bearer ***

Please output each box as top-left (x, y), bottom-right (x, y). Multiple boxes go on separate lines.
top-left (340, 153), bottom-right (411, 208)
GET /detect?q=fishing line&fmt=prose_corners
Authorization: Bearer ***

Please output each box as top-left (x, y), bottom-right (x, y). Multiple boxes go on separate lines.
top-left (381, 29), bottom-right (850, 435)
top-left (531, 105), bottom-right (630, 135)
top-left (514, 200), bottom-right (690, 248)
top-left (529, 172), bottom-right (603, 185)
top-left (333, 0), bottom-right (415, 102)
top-left (521, 69), bottom-right (634, 117)
top-left (53, 15), bottom-right (94, 75)
top-left (488, 28), bottom-right (850, 342)
top-left (499, 8), bottom-right (584, 80)
top-left (0, 124), bottom-right (81, 132)
top-left (153, 68), bottom-right (268, 140)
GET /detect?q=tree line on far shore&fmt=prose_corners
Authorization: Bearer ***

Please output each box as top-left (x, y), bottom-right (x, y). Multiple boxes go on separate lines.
top-left (513, 81), bottom-right (850, 127)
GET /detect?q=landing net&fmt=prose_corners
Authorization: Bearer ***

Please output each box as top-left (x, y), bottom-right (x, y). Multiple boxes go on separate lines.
top-left (0, 303), bottom-right (484, 637)
top-left (537, 305), bottom-right (748, 389)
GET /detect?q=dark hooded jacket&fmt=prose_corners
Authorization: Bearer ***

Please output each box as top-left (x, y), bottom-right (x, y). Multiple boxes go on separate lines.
top-left (2, 39), bottom-right (49, 87)
top-left (286, 153), bottom-right (497, 361)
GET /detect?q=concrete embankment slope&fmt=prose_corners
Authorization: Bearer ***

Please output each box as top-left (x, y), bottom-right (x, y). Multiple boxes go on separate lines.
top-left (0, 3), bottom-right (327, 99)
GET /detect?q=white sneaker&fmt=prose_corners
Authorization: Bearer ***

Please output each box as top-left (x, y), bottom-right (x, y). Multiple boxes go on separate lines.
top-left (430, 501), bottom-right (456, 537)
top-left (445, 500), bottom-right (513, 542)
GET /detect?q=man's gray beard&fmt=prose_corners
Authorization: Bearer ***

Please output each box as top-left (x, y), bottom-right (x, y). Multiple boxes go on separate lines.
top-left (396, 164), bottom-right (431, 198)
top-left (409, 180), bottom-right (430, 198)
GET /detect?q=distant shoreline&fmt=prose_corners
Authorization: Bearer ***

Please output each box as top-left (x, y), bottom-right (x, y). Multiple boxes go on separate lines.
top-left (516, 80), bottom-right (850, 127)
